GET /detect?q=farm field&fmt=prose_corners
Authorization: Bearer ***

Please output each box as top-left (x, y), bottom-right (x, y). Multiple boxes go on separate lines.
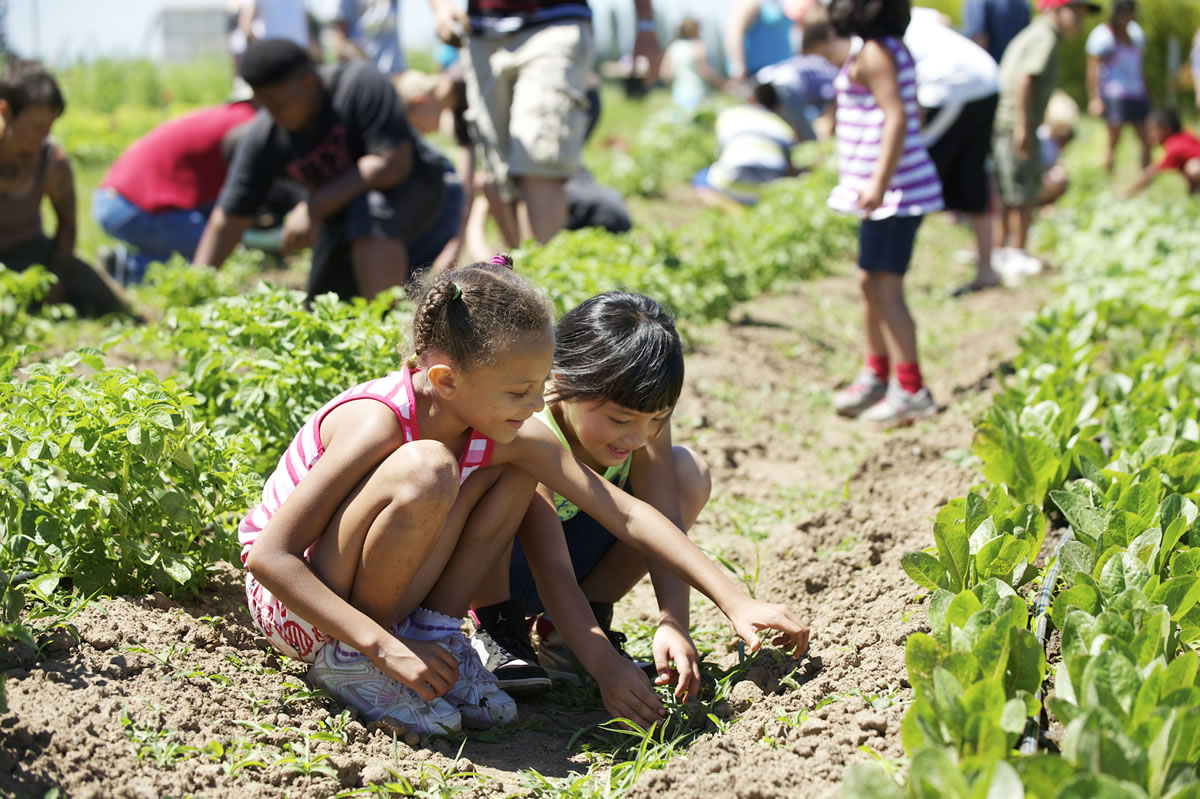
top-left (3, 59), bottom-right (1200, 799)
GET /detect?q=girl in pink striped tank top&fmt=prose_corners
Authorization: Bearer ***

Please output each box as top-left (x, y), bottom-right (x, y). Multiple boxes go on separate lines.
top-left (241, 257), bottom-right (813, 741)
top-left (804, 1), bottom-right (942, 428)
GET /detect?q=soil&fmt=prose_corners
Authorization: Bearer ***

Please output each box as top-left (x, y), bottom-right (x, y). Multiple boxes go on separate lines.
top-left (0, 218), bottom-right (1047, 799)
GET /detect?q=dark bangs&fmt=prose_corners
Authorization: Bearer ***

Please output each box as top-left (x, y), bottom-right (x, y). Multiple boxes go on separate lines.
top-left (549, 292), bottom-right (684, 414)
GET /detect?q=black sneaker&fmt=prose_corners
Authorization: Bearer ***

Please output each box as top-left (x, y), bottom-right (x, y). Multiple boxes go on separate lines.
top-left (470, 600), bottom-right (552, 697)
top-left (590, 602), bottom-right (659, 681)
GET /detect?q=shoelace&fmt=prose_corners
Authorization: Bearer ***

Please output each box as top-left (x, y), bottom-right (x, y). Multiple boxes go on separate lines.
top-left (448, 633), bottom-right (499, 685)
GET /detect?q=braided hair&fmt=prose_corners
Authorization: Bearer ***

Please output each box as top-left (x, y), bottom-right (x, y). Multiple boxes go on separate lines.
top-left (406, 256), bottom-right (552, 371)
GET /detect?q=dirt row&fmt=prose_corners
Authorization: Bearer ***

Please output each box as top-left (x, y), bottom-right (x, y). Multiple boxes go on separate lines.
top-left (0, 231), bottom-right (1046, 798)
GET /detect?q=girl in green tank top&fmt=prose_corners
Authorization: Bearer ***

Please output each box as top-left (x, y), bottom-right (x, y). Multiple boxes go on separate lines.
top-left (471, 291), bottom-right (717, 707)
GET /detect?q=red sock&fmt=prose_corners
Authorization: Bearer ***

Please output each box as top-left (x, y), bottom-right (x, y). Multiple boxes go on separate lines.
top-left (866, 353), bottom-right (890, 380)
top-left (896, 362), bottom-right (923, 393)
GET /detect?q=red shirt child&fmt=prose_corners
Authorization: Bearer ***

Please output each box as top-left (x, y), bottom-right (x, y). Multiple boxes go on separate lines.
top-left (1124, 108), bottom-right (1200, 197)
top-left (101, 102), bottom-right (257, 212)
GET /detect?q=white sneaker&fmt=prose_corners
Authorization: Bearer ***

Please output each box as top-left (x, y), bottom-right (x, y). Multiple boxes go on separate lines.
top-left (442, 632), bottom-right (518, 729)
top-left (1009, 250), bottom-right (1044, 277)
top-left (860, 383), bottom-right (938, 428)
top-left (832, 370), bottom-right (888, 417)
top-left (307, 640), bottom-right (462, 736)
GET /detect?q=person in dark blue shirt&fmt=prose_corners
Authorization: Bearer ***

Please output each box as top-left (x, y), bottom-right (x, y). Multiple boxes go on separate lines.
top-left (963, 0), bottom-right (1032, 63)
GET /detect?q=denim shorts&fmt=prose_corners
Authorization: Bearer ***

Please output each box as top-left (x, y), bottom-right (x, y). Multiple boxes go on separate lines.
top-left (859, 215), bottom-right (924, 275)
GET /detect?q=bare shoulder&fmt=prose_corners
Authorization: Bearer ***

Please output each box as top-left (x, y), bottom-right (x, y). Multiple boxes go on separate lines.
top-left (320, 397), bottom-right (409, 460)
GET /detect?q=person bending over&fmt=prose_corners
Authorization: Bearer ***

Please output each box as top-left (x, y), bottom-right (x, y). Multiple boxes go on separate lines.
top-left (0, 60), bottom-right (130, 316)
top-left (1123, 107), bottom-right (1200, 198)
top-left (194, 39), bottom-right (462, 302)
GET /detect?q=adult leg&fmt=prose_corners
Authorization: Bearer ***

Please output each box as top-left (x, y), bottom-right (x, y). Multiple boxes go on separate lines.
top-left (578, 447), bottom-right (712, 603)
top-left (507, 21), bottom-right (594, 245)
top-left (351, 236), bottom-right (411, 299)
top-left (1010, 204), bottom-right (1034, 252)
top-left (515, 176), bottom-right (568, 244)
top-left (969, 212), bottom-right (1000, 288)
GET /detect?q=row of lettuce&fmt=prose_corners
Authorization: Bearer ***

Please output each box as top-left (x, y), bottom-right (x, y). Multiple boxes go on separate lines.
top-left (850, 198), bottom-right (1200, 798)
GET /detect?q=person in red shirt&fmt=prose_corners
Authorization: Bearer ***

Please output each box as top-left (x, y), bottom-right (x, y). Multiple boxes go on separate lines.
top-left (1123, 107), bottom-right (1200, 198)
top-left (92, 101), bottom-right (259, 283)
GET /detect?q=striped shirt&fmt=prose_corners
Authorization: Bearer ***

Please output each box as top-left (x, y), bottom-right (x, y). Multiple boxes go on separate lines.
top-left (468, 0), bottom-right (591, 36)
top-left (830, 36), bottom-right (943, 220)
top-left (238, 367), bottom-right (495, 561)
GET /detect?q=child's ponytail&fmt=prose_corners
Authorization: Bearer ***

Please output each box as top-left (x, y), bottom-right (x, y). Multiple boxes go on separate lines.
top-left (406, 257), bottom-right (550, 371)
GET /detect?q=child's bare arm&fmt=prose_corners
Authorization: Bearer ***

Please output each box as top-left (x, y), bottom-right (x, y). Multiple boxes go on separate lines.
top-left (629, 425), bottom-right (702, 698)
top-left (506, 423), bottom-right (810, 657)
top-left (854, 41), bottom-right (905, 214)
top-left (519, 492), bottom-right (666, 726)
top-left (1122, 163), bottom-right (1159, 199)
top-left (44, 144), bottom-right (77, 263)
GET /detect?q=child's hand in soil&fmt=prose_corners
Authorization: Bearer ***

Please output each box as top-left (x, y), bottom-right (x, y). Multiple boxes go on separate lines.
top-left (596, 656), bottom-right (666, 729)
top-left (727, 598), bottom-right (810, 659)
top-left (652, 621), bottom-right (701, 701)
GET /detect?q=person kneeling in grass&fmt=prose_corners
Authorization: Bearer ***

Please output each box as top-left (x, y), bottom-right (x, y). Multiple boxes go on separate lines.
top-left (0, 60), bottom-right (131, 317)
top-left (1123, 107), bottom-right (1200, 199)
top-left (469, 291), bottom-right (711, 702)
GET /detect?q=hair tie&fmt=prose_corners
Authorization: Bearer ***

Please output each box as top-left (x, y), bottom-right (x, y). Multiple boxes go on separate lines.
top-left (490, 253), bottom-right (514, 269)
top-left (450, 281), bottom-right (462, 301)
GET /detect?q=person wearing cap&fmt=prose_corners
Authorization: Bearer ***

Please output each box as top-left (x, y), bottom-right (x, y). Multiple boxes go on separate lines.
top-left (194, 39), bottom-right (464, 302)
top-left (1086, 0), bottom-right (1151, 173)
top-left (991, 0), bottom-right (1098, 277)
top-left (428, 0), bottom-right (659, 248)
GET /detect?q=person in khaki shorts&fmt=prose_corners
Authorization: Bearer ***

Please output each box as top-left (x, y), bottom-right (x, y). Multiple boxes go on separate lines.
top-left (429, 0), bottom-right (660, 246)
top-left (991, 0), bottom-right (1096, 276)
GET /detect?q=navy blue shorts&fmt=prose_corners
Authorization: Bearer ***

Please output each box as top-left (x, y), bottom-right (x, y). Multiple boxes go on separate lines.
top-left (1104, 96), bottom-right (1150, 127)
top-left (509, 504), bottom-right (622, 617)
top-left (859, 215), bottom-right (924, 275)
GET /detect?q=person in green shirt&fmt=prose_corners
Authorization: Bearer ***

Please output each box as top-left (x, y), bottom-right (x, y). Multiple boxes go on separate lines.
top-left (991, 0), bottom-right (1097, 278)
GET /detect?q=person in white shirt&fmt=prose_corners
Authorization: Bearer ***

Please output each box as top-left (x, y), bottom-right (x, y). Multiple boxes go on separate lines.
top-left (904, 7), bottom-right (1003, 295)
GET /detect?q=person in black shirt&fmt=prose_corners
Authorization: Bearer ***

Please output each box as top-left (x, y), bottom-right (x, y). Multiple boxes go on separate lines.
top-left (194, 39), bottom-right (463, 301)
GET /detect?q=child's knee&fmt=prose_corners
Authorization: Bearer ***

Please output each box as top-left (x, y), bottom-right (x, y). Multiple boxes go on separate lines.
top-left (673, 445), bottom-right (712, 519)
top-left (377, 440), bottom-right (460, 512)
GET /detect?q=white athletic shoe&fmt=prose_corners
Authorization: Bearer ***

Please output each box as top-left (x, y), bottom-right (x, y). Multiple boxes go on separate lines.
top-left (833, 370), bottom-right (888, 418)
top-left (442, 632), bottom-right (519, 729)
top-left (860, 383), bottom-right (938, 428)
top-left (307, 640), bottom-right (462, 736)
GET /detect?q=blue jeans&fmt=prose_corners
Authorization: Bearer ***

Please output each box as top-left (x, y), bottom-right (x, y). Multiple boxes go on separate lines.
top-left (92, 189), bottom-right (212, 284)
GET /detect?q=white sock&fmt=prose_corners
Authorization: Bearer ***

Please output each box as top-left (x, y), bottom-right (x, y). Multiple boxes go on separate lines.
top-left (397, 607), bottom-right (463, 642)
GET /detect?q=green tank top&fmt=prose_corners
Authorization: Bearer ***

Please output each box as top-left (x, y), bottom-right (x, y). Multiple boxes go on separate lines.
top-left (536, 406), bottom-right (631, 521)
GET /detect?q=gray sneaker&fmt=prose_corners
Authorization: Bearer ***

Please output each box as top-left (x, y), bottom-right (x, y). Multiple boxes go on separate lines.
top-left (833, 370), bottom-right (887, 417)
top-left (307, 640), bottom-right (462, 736)
top-left (860, 383), bottom-right (937, 428)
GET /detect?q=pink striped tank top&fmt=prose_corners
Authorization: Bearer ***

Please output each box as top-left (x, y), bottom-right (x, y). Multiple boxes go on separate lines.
top-left (237, 365), bottom-right (495, 562)
top-left (830, 36), bottom-right (943, 220)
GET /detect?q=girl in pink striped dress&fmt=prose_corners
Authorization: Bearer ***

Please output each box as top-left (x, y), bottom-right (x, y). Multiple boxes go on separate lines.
top-left (239, 257), bottom-right (812, 741)
top-left (804, 1), bottom-right (943, 427)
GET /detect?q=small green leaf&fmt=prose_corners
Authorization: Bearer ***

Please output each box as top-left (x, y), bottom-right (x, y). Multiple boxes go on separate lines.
top-left (902, 551), bottom-right (948, 592)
